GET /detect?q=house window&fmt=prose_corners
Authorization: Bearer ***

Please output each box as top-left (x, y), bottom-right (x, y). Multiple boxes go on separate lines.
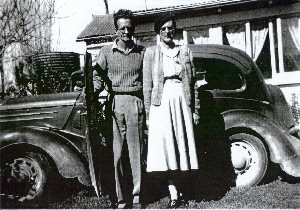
top-left (251, 20), bottom-right (269, 62)
top-left (251, 20), bottom-right (272, 79)
top-left (255, 34), bottom-right (272, 78)
top-left (223, 23), bottom-right (246, 52)
top-left (135, 34), bottom-right (157, 48)
top-left (187, 26), bottom-right (223, 45)
top-left (183, 15), bottom-right (299, 85)
top-left (194, 57), bottom-right (243, 91)
top-left (220, 18), bottom-right (300, 81)
top-left (174, 28), bottom-right (184, 45)
top-left (269, 19), bottom-right (280, 75)
top-left (281, 17), bottom-right (300, 72)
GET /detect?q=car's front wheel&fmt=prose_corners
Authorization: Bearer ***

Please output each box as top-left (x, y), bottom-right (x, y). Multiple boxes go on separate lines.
top-left (1, 151), bottom-right (52, 202)
top-left (230, 133), bottom-right (268, 187)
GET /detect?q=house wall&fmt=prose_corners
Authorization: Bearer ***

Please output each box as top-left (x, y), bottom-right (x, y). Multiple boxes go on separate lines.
top-left (136, 3), bottom-right (300, 106)
top-left (83, 2), bottom-right (300, 106)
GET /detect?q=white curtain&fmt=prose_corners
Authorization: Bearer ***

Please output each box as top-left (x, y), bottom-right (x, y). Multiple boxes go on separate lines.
top-left (189, 27), bottom-right (223, 44)
top-left (135, 35), bottom-right (157, 48)
top-left (287, 17), bottom-right (300, 52)
top-left (190, 28), bottom-right (210, 44)
top-left (252, 24), bottom-right (268, 61)
top-left (225, 24), bottom-right (246, 52)
top-left (282, 17), bottom-right (300, 72)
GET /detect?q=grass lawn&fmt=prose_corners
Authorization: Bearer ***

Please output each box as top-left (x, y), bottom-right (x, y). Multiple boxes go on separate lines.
top-left (2, 179), bottom-right (299, 209)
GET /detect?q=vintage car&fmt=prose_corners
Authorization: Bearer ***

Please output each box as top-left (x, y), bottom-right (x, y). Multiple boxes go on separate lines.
top-left (190, 44), bottom-right (300, 187)
top-left (1, 45), bottom-right (300, 203)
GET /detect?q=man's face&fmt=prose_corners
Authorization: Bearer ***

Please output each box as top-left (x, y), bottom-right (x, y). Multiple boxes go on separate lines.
top-left (116, 18), bottom-right (134, 42)
top-left (160, 20), bottom-right (175, 44)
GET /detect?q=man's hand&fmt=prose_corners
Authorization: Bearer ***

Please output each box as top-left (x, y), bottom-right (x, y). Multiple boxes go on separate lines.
top-left (193, 113), bottom-right (200, 125)
top-left (93, 75), bottom-right (104, 93)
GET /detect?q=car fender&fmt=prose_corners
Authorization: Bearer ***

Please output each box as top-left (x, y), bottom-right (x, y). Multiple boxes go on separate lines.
top-left (223, 110), bottom-right (300, 177)
top-left (0, 126), bottom-right (91, 186)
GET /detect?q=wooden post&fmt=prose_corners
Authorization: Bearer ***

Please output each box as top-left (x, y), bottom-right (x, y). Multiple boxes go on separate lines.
top-left (209, 26), bottom-right (223, 44)
top-left (183, 30), bottom-right (188, 45)
top-left (157, 34), bottom-right (160, 45)
top-left (268, 20), bottom-right (277, 77)
top-left (276, 18), bottom-right (284, 73)
top-left (245, 22), bottom-right (252, 57)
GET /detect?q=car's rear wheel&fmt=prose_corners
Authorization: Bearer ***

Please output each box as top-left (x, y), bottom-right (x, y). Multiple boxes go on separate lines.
top-left (1, 151), bottom-right (52, 202)
top-left (229, 133), bottom-right (268, 187)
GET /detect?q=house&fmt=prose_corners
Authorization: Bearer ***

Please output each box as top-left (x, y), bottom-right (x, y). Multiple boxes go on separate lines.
top-left (76, 0), bottom-right (300, 105)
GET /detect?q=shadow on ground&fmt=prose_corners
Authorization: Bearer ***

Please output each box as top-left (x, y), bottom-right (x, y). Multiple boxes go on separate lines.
top-left (1, 176), bottom-right (93, 209)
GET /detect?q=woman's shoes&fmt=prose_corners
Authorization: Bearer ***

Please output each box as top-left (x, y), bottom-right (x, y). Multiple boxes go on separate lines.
top-left (168, 199), bottom-right (180, 209)
top-left (179, 195), bottom-right (189, 207)
top-left (181, 198), bottom-right (189, 207)
top-left (168, 196), bottom-right (189, 208)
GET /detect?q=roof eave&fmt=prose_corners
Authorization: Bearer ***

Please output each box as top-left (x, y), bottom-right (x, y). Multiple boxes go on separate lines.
top-left (76, 34), bottom-right (115, 42)
top-left (133, 0), bottom-right (255, 16)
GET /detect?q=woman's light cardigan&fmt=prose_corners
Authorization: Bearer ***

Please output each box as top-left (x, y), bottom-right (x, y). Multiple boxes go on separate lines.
top-left (143, 45), bottom-right (199, 120)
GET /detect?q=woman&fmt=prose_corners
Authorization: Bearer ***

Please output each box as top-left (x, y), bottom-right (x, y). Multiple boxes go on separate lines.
top-left (143, 14), bottom-right (199, 208)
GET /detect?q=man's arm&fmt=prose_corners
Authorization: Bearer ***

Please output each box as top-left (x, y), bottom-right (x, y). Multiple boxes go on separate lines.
top-left (93, 47), bottom-right (108, 92)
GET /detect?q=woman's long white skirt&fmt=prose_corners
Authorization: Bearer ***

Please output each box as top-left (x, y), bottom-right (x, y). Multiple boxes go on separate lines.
top-left (146, 80), bottom-right (199, 172)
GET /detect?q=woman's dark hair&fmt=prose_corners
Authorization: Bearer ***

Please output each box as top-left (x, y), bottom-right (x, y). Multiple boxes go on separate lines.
top-left (154, 13), bottom-right (176, 34)
top-left (113, 9), bottom-right (135, 29)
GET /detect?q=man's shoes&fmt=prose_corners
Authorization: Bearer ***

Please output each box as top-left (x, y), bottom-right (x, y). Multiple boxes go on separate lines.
top-left (108, 202), bottom-right (117, 209)
top-left (168, 199), bottom-right (180, 209)
top-left (116, 202), bottom-right (128, 209)
top-left (132, 203), bottom-right (144, 209)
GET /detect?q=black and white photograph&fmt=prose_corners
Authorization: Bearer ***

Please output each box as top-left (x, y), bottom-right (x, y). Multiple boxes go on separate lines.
top-left (1, 0), bottom-right (300, 209)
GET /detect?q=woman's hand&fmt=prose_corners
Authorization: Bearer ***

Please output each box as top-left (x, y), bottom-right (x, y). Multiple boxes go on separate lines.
top-left (193, 113), bottom-right (199, 125)
top-left (289, 124), bottom-right (300, 138)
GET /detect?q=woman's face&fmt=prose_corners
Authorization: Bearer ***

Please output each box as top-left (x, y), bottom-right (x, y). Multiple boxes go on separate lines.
top-left (160, 20), bottom-right (175, 44)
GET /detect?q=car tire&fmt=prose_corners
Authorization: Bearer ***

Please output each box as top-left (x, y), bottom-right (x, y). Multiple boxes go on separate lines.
top-left (1, 151), bottom-right (52, 202)
top-left (229, 133), bottom-right (268, 187)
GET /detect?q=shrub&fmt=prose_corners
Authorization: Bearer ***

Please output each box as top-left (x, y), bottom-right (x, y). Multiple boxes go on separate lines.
top-left (290, 93), bottom-right (300, 123)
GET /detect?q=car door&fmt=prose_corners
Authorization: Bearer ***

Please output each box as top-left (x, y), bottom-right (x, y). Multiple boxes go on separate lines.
top-left (84, 51), bottom-right (102, 197)
top-left (191, 45), bottom-right (271, 114)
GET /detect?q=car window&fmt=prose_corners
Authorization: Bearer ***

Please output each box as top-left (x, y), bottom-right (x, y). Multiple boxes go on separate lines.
top-left (194, 57), bottom-right (244, 91)
top-left (71, 70), bottom-right (85, 92)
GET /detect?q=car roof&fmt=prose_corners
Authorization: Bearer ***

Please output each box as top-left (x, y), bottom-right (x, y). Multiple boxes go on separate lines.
top-left (189, 44), bottom-right (270, 103)
top-left (188, 44), bottom-right (257, 76)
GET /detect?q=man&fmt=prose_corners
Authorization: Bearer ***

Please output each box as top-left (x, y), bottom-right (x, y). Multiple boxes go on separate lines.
top-left (93, 9), bottom-right (145, 209)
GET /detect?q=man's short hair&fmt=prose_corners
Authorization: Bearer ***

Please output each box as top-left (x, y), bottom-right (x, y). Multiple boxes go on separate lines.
top-left (154, 13), bottom-right (176, 34)
top-left (113, 9), bottom-right (135, 29)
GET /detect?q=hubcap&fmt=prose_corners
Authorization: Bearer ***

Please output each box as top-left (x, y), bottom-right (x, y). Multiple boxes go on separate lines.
top-left (1, 157), bottom-right (43, 201)
top-left (231, 141), bottom-right (260, 187)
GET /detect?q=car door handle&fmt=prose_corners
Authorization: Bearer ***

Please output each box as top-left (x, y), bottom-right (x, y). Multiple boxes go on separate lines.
top-left (78, 110), bottom-right (87, 116)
